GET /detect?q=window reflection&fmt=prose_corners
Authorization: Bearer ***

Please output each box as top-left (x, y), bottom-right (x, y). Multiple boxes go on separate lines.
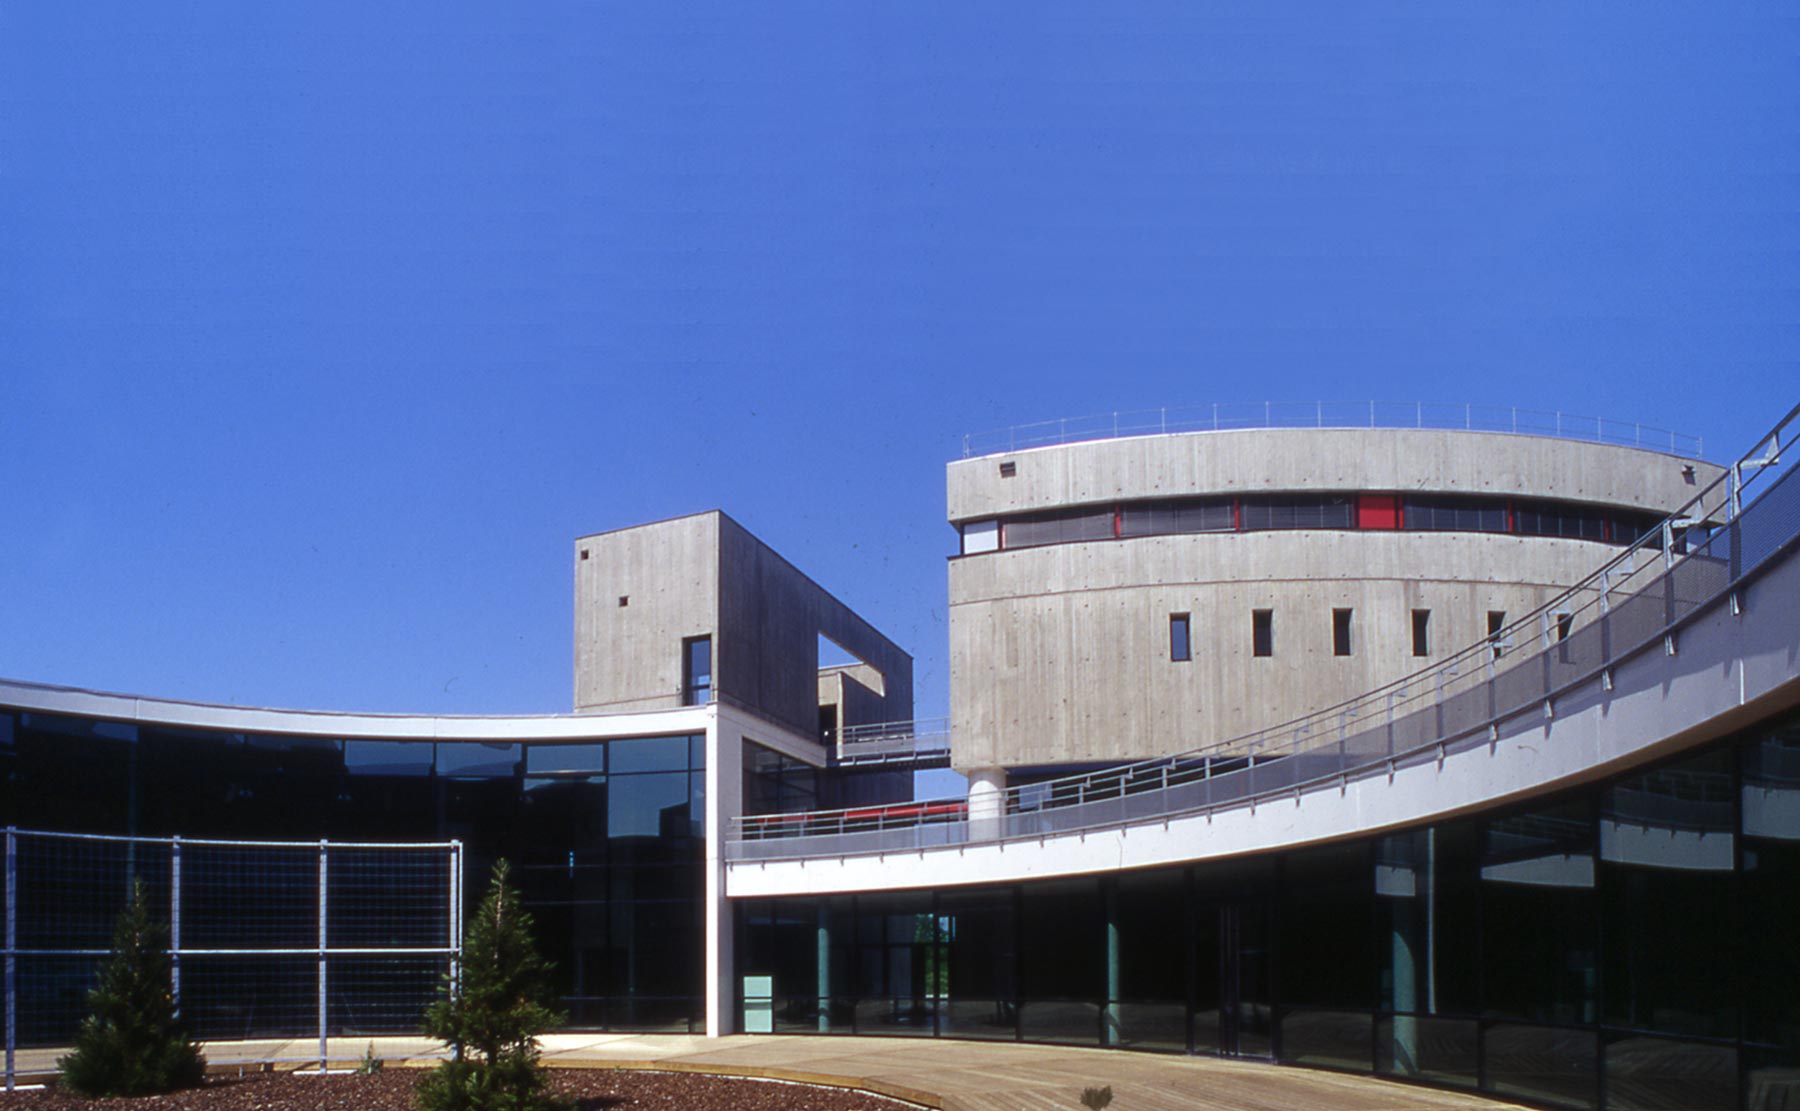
top-left (610, 736), bottom-right (692, 774)
top-left (607, 772), bottom-right (691, 840)
top-left (344, 740), bottom-right (432, 777)
top-left (526, 743), bottom-right (607, 775)
top-left (436, 742), bottom-right (521, 777)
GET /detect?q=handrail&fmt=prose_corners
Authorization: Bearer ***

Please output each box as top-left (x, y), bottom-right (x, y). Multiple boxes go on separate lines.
top-left (961, 402), bottom-right (1705, 460)
top-left (734, 402), bottom-right (1797, 858)
top-left (838, 716), bottom-right (950, 743)
top-left (832, 717), bottom-right (951, 768)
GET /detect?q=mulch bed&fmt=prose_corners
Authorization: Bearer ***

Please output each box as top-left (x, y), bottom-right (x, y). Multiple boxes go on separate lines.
top-left (0, 1068), bottom-right (917, 1110)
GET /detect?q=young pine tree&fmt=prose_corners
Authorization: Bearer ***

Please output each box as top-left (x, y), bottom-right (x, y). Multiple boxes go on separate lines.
top-left (58, 879), bottom-right (206, 1097)
top-left (419, 860), bottom-right (569, 1111)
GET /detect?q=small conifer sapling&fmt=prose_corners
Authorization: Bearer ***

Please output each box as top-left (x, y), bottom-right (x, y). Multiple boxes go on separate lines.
top-left (419, 859), bottom-right (570, 1111)
top-left (58, 879), bottom-right (206, 1096)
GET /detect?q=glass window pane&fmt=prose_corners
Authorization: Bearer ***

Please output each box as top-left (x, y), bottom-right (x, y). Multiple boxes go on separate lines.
top-left (1600, 749), bottom-right (1735, 1039)
top-left (1744, 721), bottom-right (1800, 1052)
top-left (609, 736), bottom-right (691, 774)
top-left (1482, 798), bottom-right (1596, 1026)
top-left (682, 636), bottom-right (712, 705)
top-left (520, 776), bottom-right (607, 856)
top-left (1606, 1035), bottom-right (1736, 1111)
top-left (608, 772), bottom-right (692, 839)
top-left (1485, 1024), bottom-right (1597, 1110)
top-left (435, 742), bottom-right (520, 777)
top-left (526, 743), bottom-right (608, 775)
top-left (1282, 842), bottom-right (1374, 1012)
top-left (344, 740), bottom-right (433, 777)
top-left (1002, 508), bottom-right (1114, 548)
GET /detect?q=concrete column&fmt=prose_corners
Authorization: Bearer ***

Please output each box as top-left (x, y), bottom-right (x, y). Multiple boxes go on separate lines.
top-left (816, 903), bottom-right (831, 1032)
top-left (1389, 913), bottom-right (1418, 1073)
top-left (1103, 882), bottom-right (1121, 1046)
top-left (704, 708), bottom-right (743, 1038)
top-left (967, 767), bottom-right (1006, 842)
top-left (1380, 829), bottom-right (1433, 1075)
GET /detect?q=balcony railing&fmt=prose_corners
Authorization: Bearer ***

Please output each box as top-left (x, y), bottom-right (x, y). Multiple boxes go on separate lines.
top-left (961, 402), bottom-right (1705, 460)
top-left (832, 717), bottom-right (951, 768)
top-left (734, 401), bottom-right (1797, 862)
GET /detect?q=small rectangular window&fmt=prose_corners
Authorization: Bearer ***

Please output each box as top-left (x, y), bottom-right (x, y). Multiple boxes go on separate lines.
top-left (1169, 614), bottom-right (1192, 662)
top-left (1487, 611), bottom-right (1506, 660)
top-left (1332, 608), bottom-right (1353, 656)
top-left (1000, 507), bottom-right (1114, 549)
top-left (1411, 609), bottom-right (1431, 657)
top-left (1556, 612), bottom-right (1574, 664)
top-left (682, 635), bottom-right (713, 705)
top-left (1252, 609), bottom-right (1273, 658)
top-left (960, 519), bottom-right (1000, 555)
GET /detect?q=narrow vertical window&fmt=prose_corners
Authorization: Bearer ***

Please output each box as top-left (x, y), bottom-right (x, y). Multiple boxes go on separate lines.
top-left (682, 635), bottom-right (712, 705)
top-left (1332, 608), bottom-right (1353, 657)
top-left (1487, 610), bottom-right (1506, 660)
top-left (1169, 613), bottom-right (1192, 662)
top-left (1252, 609), bottom-right (1274, 658)
top-left (1411, 609), bottom-right (1431, 657)
top-left (1556, 612), bottom-right (1574, 664)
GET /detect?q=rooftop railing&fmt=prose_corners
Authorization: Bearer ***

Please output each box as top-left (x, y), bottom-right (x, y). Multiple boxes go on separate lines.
top-left (734, 401), bottom-right (1797, 862)
top-left (960, 402), bottom-right (1705, 460)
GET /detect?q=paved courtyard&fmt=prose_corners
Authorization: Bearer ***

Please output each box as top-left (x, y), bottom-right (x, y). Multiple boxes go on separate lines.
top-left (7, 1033), bottom-right (1532, 1111)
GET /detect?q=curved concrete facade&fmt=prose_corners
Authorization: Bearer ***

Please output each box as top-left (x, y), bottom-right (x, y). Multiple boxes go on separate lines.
top-left (947, 428), bottom-right (1713, 520)
top-left (947, 429), bottom-right (1726, 770)
top-left (735, 529), bottom-right (1800, 896)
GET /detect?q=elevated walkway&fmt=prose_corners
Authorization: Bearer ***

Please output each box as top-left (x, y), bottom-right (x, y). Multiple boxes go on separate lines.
top-left (731, 403), bottom-right (1800, 893)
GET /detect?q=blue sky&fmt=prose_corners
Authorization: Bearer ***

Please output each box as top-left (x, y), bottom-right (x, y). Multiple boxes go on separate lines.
top-left (2, 5), bottom-right (1795, 728)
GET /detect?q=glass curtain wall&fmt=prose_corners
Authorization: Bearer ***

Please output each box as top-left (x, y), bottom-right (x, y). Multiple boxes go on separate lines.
top-left (0, 711), bottom-right (706, 1032)
top-left (737, 707), bottom-right (1800, 1111)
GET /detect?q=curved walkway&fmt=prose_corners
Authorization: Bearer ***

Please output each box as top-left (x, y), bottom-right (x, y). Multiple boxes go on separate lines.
top-left (18, 1033), bottom-right (1536, 1111)
top-left (15, 1033), bottom-right (1536, 1110)
top-left (552, 1034), bottom-right (1535, 1111)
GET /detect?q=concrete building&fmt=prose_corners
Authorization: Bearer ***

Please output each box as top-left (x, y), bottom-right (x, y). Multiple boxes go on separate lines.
top-left (3, 404), bottom-right (1797, 1111)
top-left (574, 509), bottom-right (914, 737)
top-left (947, 428), bottom-right (1725, 777)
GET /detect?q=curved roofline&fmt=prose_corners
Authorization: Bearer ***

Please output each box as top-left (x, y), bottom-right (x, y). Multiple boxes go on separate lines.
top-left (961, 402), bottom-right (1706, 461)
top-left (0, 674), bottom-right (713, 741)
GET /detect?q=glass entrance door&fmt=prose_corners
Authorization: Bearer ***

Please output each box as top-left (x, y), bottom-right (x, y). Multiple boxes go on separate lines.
top-left (1194, 899), bottom-right (1273, 1058)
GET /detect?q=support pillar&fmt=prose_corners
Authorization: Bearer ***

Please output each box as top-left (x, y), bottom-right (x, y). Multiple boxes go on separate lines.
top-left (1104, 881), bottom-right (1122, 1046)
top-left (817, 903), bottom-right (831, 1032)
top-left (704, 709), bottom-right (743, 1037)
top-left (968, 768), bottom-right (1006, 842)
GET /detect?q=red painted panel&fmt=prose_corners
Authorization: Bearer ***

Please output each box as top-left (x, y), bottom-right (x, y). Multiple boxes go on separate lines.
top-left (1358, 494), bottom-right (1401, 530)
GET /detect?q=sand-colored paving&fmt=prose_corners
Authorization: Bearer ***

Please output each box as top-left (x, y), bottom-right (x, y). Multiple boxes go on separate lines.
top-left (5, 1033), bottom-right (1537, 1110)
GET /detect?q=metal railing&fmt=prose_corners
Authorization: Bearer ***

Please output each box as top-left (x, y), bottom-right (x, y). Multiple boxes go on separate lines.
top-left (833, 717), bottom-right (951, 768)
top-left (2, 829), bottom-right (461, 1086)
top-left (735, 402), bottom-right (1798, 862)
top-left (961, 402), bottom-right (1705, 460)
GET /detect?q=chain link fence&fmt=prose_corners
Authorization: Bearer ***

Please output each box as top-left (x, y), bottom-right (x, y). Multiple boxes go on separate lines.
top-left (2, 828), bottom-right (461, 1086)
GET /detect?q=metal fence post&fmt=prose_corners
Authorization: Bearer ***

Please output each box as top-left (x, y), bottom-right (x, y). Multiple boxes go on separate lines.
top-left (6, 827), bottom-right (16, 1092)
top-left (170, 837), bottom-right (181, 1013)
top-left (450, 841), bottom-right (463, 998)
top-left (317, 840), bottom-right (329, 1073)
